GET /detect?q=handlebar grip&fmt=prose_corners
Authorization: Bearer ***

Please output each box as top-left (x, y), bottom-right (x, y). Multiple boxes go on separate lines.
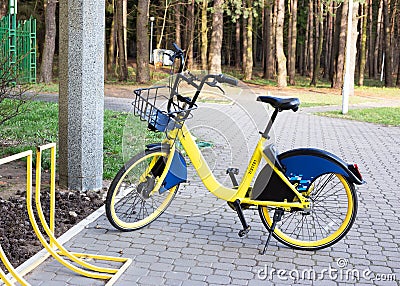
top-left (171, 42), bottom-right (185, 73)
top-left (216, 74), bottom-right (238, 86)
top-left (172, 42), bottom-right (183, 53)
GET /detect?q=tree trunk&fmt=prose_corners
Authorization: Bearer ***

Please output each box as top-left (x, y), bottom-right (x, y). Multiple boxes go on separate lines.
top-left (308, 0), bottom-right (314, 78)
top-left (157, 0), bottom-right (170, 49)
top-left (263, 1), bottom-right (274, 78)
top-left (288, 1), bottom-right (293, 75)
top-left (298, 41), bottom-right (304, 76)
top-left (244, 0), bottom-right (253, 80)
top-left (108, 6), bottom-right (116, 76)
top-left (117, 0), bottom-right (128, 81)
top-left (208, 0), bottom-right (224, 73)
top-left (368, 0), bottom-right (374, 78)
top-left (253, 19), bottom-right (257, 66)
top-left (288, 0), bottom-right (298, 85)
top-left (397, 16), bottom-right (400, 87)
top-left (0, 0), bottom-right (7, 17)
top-left (271, 1), bottom-right (277, 76)
top-left (262, 1), bottom-right (267, 76)
top-left (397, 57), bottom-right (400, 87)
top-left (373, 0), bottom-right (383, 79)
top-left (324, 2), bottom-right (333, 79)
top-left (165, 10), bottom-right (172, 46)
top-left (330, 4), bottom-right (340, 82)
top-left (174, 2), bottom-right (181, 47)
top-left (303, 0), bottom-right (310, 76)
top-left (186, 0), bottom-right (195, 69)
top-left (390, 5), bottom-right (396, 73)
top-left (397, 45), bottom-right (400, 86)
top-left (311, 0), bottom-right (323, 86)
top-left (242, 1), bottom-right (248, 73)
top-left (136, 0), bottom-right (150, 83)
top-left (383, 0), bottom-right (393, 87)
top-left (39, 0), bottom-right (57, 84)
top-left (201, 0), bottom-right (208, 70)
top-left (332, 0), bottom-right (348, 88)
top-left (358, 2), bottom-right (368, 86)
top-left (226, 24), bottom-right (232, 66)
top-left (235, 19), bottom-right (241, 69)
top-left (276, 0), bottom-right (287, 87)
top-left (123, 0), bottom-right (127, 57)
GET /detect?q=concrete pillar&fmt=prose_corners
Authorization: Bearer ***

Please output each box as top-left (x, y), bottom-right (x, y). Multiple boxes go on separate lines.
top-left (59, 0), bottom-right (105, 191)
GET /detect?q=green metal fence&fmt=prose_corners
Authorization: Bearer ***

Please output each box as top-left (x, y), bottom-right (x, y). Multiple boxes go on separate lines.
top-left (0, 10), bottom-right (36, 84)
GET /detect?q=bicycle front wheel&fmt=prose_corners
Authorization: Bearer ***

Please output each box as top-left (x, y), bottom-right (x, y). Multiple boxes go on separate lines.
top-left (259, 173), bottom-right (357, 250)
top-left (105, 149), bottom-right (178, 231)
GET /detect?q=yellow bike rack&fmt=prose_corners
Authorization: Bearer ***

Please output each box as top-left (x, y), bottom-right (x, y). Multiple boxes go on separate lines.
top-left (0, 143), bottom-right (131, 285)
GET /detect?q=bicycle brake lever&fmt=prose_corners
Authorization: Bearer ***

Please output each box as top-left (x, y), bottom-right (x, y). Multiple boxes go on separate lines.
top-left (207, 80), bottom-right (225, 95)
top-left (187, 71), bottom-right (199, 81)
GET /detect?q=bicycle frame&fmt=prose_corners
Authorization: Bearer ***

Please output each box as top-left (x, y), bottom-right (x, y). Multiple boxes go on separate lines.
top-left (168, 124), bottom-right (310, 210)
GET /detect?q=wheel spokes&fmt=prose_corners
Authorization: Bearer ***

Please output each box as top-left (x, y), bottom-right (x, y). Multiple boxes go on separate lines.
top-left (265, 174), bottom-right (353, 245)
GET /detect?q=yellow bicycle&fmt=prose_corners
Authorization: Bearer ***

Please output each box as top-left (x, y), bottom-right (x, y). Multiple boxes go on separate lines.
top-left (105, 44), bottom-right (364, 252)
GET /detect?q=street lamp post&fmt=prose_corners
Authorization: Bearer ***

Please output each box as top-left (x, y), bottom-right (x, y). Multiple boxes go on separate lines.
top-left (149, 16), bottom-right (155, 63)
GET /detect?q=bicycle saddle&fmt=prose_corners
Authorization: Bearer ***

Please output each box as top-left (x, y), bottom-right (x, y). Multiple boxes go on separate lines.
top-left (257, 96), bottom-right (300, 112)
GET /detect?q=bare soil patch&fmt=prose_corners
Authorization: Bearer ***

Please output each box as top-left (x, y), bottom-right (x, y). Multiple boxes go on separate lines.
top-left (0, 160), bottom-right (106, 270)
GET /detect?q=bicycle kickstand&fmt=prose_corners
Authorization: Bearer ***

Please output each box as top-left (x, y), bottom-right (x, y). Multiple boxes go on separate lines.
top-left (260, 208), bottom-right (284, 255)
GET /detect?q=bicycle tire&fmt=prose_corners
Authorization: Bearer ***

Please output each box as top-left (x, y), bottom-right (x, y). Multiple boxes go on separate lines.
top-left (105, 149), bottom-right (178, 231)
top-left (258, 173), bottom-right (358, 250)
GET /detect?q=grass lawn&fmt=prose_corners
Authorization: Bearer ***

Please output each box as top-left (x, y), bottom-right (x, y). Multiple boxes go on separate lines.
top-left (0, 100), bottom-right (162, 179)
top-left (223, 70), bottom-right (382, 107)
top-left (295, 93), bottom-right (371, 107)
top-left (33, 69), bottom-right (172, 94)
top-left (317, 107), bottom-right (400, 126)
top-left (33, 69), bottom-right (397, 110)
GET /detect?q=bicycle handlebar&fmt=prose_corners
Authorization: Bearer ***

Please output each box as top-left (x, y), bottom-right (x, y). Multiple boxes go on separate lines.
top-left (167, 43), bottom-right (239, 113)
top-left (169, 43), bottom-right (238, 87)
top-left (215, 74), bottom-right (238, 86)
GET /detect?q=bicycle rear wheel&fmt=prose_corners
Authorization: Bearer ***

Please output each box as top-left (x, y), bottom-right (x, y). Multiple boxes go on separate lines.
top-left (259, 173), bottom-right (357, 250)
top-left (105, 149), bottom-right (177, 231)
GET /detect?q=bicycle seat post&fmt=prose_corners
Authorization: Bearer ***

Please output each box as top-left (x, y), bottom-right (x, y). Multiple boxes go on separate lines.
top-left (261, 108), bottom-right (279, 139)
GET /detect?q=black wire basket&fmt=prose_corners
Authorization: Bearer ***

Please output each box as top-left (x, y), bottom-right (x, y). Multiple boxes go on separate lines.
top-left (133, 86), bottom-right (197, 133)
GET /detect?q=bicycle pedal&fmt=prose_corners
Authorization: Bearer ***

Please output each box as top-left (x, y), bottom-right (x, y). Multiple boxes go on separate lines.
top-left (238, 225), bottom-right (251, 237)
top-left (226, 168), bottom-right (239, 175)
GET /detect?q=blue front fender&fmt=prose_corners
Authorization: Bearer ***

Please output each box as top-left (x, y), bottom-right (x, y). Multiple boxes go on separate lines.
top-left (146, 143), bottom-right (187, 193)
top-left (161, 151), bottom-right (187, 192)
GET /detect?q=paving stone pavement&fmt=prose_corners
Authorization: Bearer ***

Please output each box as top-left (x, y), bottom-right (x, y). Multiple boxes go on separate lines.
top-left (24, 88), bottom-right (400, 285)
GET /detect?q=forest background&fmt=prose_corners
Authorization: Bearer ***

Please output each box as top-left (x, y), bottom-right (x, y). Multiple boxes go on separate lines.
top-left (1, 0), bottom-right (400, 90)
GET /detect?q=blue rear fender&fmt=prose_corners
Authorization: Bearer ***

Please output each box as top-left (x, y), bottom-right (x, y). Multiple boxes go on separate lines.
top-left (279, 148), bottom-right (364, 189)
